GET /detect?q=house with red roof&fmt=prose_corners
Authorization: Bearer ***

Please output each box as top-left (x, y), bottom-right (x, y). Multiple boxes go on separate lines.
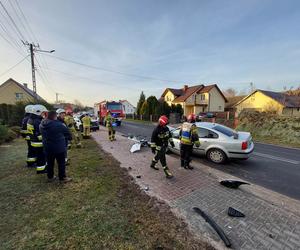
top-left (160, 84), bottom-right (227, 116)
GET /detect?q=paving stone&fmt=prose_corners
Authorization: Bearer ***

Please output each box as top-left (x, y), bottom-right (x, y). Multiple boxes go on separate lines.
top-left (93, 130), bottom-right (300, 250)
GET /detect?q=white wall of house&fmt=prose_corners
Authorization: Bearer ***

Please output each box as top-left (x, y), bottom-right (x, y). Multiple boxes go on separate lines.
top-left (122, 101), bottom-right (136, 114)
top-left (208, 87), bottom-right (225, 112)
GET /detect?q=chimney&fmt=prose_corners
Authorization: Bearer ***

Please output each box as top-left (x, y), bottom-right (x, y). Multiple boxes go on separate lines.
top-left (23, 83), bottom-right (28, 88)
top-left (183, 85), bottom-right (188, 92)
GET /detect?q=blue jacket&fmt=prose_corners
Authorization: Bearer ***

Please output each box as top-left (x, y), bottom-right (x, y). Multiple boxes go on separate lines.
top-left (40, 119), bottom-right (72, 154)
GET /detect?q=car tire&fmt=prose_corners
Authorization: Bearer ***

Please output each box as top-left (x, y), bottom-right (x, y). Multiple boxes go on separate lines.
top-left (207, 148), bottom-right (227, 164)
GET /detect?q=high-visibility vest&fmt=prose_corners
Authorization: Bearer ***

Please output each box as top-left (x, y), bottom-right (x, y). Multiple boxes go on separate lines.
top-left (82, 116), bottom-right (91, 126)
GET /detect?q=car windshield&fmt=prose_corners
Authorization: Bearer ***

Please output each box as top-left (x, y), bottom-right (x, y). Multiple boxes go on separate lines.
top-left (212, 125), bottom-right (235, 137)
top-left (108, 104), bottom-right (121, 110)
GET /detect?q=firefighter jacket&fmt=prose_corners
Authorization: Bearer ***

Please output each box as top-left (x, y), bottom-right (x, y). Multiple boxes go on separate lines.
top-left (179, 122), bottom-right (200, 146)
top-left (64, 115), bottom-right (76, 129)
top-left (105, 114), bottom-right (115, 128)
top-left (82, 116), bottom-right (91, 127)
top-left (40, 119), bottom-right (72, 154)
top-left (27, 114), bottom-right (43, 148)
top-left (21, 113), bottom-right (30, 140)
top-left (150, 125), bottom-right (173, 149)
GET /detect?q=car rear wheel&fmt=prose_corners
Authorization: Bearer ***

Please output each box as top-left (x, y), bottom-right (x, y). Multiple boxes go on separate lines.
top-left (207, 148), bottom-right (226, 164)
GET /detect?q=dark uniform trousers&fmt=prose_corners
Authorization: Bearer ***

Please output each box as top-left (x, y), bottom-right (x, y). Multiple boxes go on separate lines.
top-left (153, 146), bottom-right (167, 167)
top-left (46, 152), bottom-right (66, 180)
top-left (180, 144), bottom-right (193, 167)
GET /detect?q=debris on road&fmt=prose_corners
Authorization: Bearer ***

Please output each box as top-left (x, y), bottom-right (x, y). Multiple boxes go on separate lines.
top-left (228, 207), bottom-right (245, 217)
top-left (193, 207), bottom-right (232, 248)
top-left (220, 180), bottom-right (250, 189)
top-left (136, 175), bottom-right (141, 179)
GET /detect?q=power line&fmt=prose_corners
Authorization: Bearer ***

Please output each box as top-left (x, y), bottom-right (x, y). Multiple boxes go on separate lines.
top-left (44, 54), bottom-right (185, 83)
top-left (0, 10), bottom-right (25, 55)
top-left (7, 0), bottom-right (33, 41)
top-left (14, 0), bottom-right (38, 42)
top-left (0, 0), bottom-right (26, 41)
top-left (41, 66), bottom-right (143, 91)
top-left (0, 55), bottom-right (28, 77)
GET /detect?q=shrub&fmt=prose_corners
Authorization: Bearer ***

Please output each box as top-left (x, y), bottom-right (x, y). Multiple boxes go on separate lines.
top-left (0, 125), bottom-right (17, 144)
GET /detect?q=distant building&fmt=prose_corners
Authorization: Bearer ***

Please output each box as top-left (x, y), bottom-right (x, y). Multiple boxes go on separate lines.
top-left (160, 84), bottom-right (227, 116)
top-left (120, 100), bottom-right (136, 115)
top-left (234, 89), bottom-right (300, 116)
top-left (0, 78), bottom-right (44, 104)
top-left (225, 95), bottom-right (246, 112)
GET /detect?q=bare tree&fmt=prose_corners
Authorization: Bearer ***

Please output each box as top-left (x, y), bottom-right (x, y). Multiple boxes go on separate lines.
top-left (224, 88), bottom-right (237, 97)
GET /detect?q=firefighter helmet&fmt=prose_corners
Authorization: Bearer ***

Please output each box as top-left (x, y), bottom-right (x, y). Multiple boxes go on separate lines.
top-left (33, 104), bottom-right (48, 116)
top-left (158, 115), bottom-right (168, 126)
top-left (187, 114), bottom-right (196, 123)
top-left (56, 108), bottom-right (66, 115)
top-left (25, 104), bottom-right (34, 114)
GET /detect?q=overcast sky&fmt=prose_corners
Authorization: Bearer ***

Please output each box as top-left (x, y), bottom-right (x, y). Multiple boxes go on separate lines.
top-left (0, 0), bottom-right (300, 106)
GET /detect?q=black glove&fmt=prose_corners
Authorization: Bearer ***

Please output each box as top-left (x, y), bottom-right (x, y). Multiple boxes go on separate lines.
top-left (151, 147), bottom-right (156, 154)
top-left (170, 141), bottom-right (175, 148)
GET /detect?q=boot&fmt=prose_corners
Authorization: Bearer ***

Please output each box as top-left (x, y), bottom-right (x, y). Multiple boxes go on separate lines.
top-left (60, 177), bottom-right (72, 183)
top-left (163, 166), bottom-right (173, 179)
top-left (150, 161), bottom-right (159, 170)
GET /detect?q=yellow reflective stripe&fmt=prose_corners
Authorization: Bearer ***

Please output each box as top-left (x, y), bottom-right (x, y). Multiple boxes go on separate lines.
top-left (27, 158), bottom-right (37, 162)
top-left (31, 142), bottom-right (43, 147)
top-left (20, 130), bottom-right (28, 134)
top-left (36, 165), bottom-right (46, 171)
top-left (25, 136), bottom-right (30, 140)
top-left (27, 124), bottom-right (34, 134)
top-left (156, 146), bottom-right (161, 150)
top-left (37, 135), bottom-right (42, 140)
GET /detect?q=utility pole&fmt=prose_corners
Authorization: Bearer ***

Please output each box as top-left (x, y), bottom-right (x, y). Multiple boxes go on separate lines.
top-left (29, 43), bottom-right (37, 100)
top-left (23, 41), bottom-right (55, 102)
top-left (56, 92), bottom-right (62, 103)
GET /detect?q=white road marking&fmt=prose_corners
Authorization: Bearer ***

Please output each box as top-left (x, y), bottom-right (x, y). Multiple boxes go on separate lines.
top-left (253, 152), bottom-right (300, 165)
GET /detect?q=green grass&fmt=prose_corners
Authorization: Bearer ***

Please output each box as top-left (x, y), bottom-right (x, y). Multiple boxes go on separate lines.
top-left (0, 139), bottom-right (211, 250)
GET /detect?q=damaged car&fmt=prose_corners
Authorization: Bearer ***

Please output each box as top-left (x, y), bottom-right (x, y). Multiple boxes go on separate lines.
top-left (168, 122), bottom-right (254, 164)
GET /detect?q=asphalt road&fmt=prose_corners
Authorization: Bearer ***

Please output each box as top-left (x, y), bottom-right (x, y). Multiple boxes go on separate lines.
top-left (115, 120), bottom-right (300, 200)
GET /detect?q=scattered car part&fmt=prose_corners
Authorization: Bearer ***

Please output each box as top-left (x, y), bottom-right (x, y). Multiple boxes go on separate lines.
top-left (220, 180), bottom-right (250, 189)
top-left (193, 207), bottom-right (231, 248)
top-left (130, 143), bottom-right (141, 153)
top-left (228, 207), bottom-right (245, 217)
top-left (127, 134), bottom-right (150, 153)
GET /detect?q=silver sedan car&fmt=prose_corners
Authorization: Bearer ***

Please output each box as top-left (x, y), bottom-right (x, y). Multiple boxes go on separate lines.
top-left (168, 122), bottom-right (254, 164)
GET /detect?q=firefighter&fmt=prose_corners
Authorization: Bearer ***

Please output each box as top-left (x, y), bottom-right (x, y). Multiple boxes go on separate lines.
top-left (56, 109), bottom-right (70, 165)
top-left (81, 113), bottom-right (91, 138)
top-left (105, 111), bottom-right (116, 141)
top-left (27, 104), bottom-right (48, 174)
top-left (64, 109), bottom-right (82, 148)
top-left (150, 115), bottom-right (174, 179)
top-left (179, 113), bottom-right (200, 169)
top-left (21, 104), bottom-right (36, 167)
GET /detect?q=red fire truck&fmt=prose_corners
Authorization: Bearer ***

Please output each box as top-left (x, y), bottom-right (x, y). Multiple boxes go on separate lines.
top-left (95, 101), bottom-right (125, 126)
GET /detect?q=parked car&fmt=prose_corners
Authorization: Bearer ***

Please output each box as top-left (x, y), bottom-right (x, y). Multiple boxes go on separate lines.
top-left (74, 114), bottom-right (99, 132)
top-left (196, 112), bottom-right (215, 121)
top-left (168, 122), bottom-right (254, 164)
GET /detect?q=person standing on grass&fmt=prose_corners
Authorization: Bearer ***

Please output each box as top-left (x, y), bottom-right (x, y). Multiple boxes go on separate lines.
top-left (40, 111), bottom-right (72, 183)
top-left (56, 108), bottom-right (70, 165)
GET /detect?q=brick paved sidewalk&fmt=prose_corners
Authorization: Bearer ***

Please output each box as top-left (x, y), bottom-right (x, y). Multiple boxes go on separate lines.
top-left (93, 130), bottom-right (300, 250)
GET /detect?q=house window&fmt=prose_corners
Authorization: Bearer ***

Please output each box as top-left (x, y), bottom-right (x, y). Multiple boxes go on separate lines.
top-left (200, 94), bottom-right (205, 100)
top-left (15, 93), bottom-right (23, 100)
